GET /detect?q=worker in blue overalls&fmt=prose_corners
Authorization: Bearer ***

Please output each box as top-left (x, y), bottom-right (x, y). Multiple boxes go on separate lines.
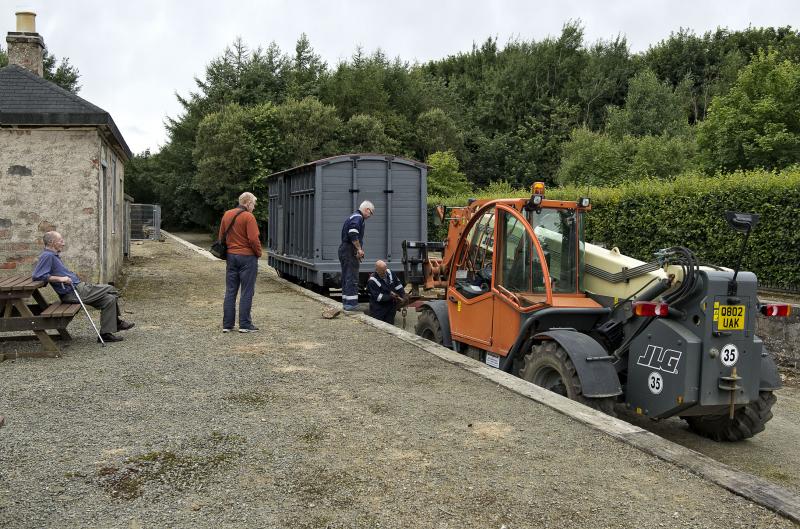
top-left (367, 260), bottom-right (408, 324)
top-left (338, 200), bottom-right (375, 311)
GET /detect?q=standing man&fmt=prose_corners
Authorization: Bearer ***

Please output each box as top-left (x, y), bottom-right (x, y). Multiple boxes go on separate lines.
top-left (367, 260), bottom-right (408, 324)
top-left (338, 200), bottom-right (374, 311)
top-left (220, 192), bottom-right (262, 333)
top-left (32, 231), bottom-right (134, 343)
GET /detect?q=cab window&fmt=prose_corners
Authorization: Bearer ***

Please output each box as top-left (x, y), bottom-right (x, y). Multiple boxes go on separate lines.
top-left (530, 208), bottom-right (582, 293)
top-left (498, 210), bottom-right (545, 306)
top-left (454, 211), bottom-right (495, 298)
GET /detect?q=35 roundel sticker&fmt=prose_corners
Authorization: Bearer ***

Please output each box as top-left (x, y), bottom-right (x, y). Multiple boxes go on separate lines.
top-left (648, 371), bottom-right (664, 395)
top-left (720, 344), bottom-right (739, 367)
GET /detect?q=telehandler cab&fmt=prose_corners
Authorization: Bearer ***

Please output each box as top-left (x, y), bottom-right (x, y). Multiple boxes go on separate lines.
top-left (402, 183), bottom-right (791, 441)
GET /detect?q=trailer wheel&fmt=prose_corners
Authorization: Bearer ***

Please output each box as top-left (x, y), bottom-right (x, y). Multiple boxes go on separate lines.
top-left (415, 308), bottom-right (444, 345)
top-left (683, 391), bottom-right (776, 442)
top-left (519, 341), bottom-right (616, 415)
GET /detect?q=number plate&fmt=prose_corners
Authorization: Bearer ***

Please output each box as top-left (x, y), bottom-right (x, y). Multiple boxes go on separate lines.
top-left (715, 304), bottom-right (745, 331)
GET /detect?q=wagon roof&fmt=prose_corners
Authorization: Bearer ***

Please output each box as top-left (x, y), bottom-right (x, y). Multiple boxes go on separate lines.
top-left (264, 153), bottom-right (428, 181)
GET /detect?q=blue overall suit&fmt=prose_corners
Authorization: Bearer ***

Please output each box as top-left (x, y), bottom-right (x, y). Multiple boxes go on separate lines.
top-left (339, 210), bottom-right (365, 310)
top-left (367, 268), bottom-right (405, 324)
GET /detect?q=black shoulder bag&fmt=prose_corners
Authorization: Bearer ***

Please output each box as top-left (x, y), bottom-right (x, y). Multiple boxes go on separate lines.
top-left (210, 208), bottom-right (247, 260)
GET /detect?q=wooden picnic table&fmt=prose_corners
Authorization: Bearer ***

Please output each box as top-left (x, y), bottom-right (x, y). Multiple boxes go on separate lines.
top-left (0, 274), bottom-right (81, 358)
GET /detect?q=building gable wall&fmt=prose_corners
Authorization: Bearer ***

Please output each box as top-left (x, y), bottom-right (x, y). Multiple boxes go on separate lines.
top-left (0, 127), bottom-right (124, 283)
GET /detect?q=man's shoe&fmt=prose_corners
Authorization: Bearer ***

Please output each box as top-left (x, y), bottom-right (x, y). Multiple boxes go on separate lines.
top-left (117, 320), bottom-right (135, 331)
top-left (238, 325), bottom-right (259, 333)
top-left (98, 333), bottom-right (123, 343)
top-left (222, 327), bottom-right (233, 333)
top-left (342, 304), bottom-right (359, 312)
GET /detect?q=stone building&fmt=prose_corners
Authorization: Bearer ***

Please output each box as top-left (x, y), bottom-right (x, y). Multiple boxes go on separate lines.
top-left (0, 12), bottom-right (132, 283)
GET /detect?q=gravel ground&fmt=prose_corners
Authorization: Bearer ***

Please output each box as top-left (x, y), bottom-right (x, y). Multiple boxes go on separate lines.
top-left (0, 238), bottom-right (794, 528)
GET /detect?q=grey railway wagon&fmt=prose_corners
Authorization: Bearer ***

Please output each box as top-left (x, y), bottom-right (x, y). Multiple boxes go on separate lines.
top-left (266, 154), bottom-right (428, 289)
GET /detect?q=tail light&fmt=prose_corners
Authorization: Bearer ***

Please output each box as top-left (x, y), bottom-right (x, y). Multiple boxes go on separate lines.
top-left (760, 304), bottom-right (792, 317)
top-left (632, 301), bottom-right (670, 317)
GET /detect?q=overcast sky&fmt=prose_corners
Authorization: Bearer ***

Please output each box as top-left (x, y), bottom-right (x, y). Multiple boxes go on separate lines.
top-left (3, 1), bottom-right (797, 154)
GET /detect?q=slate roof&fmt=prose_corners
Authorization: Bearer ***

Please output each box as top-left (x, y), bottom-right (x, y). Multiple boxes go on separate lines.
top-left (0, 64), bottom-right (132, 159)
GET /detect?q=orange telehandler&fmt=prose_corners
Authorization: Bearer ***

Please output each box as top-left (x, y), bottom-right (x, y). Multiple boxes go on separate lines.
top-left (402, 183), bottom-right (791, 441)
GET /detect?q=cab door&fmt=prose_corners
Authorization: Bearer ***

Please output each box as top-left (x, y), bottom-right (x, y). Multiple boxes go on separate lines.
top-left (491, 205), bottom-right (551, 354)
top-left (447, 208), bottom-right (496, 349)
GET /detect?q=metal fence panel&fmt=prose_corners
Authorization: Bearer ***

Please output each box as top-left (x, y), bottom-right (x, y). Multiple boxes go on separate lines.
top-left (130, 204), bottom-right (162, 240)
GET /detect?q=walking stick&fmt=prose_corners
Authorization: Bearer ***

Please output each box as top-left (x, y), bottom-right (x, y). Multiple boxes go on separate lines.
top-left (71, 284), bottom-right (105, 346)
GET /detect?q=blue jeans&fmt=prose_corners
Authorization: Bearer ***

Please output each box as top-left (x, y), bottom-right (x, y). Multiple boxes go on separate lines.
top-left (223, 254), bottom-right (258, 329)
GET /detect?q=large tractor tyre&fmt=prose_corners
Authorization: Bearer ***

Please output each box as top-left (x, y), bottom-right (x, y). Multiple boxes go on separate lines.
top-left (683, 391), bottom-right (776, 442)
top-left (519, 341), bottom-right (617, 416)
top-left (415, 308), bottom-right (444, 346)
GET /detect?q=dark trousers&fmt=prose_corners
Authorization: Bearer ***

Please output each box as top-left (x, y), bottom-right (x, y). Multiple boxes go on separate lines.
top-left (63, 283), bottom-right (120, 334)
top-left (224, 253), bottom-right (258, 328)
top-left (338, 242), bottom-right (360, 307)
top-left (369, 301), bottom-right (396, 324)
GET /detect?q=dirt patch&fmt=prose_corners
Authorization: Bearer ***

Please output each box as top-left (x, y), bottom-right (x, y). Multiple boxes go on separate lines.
top-left (468, 421), bottom-right (515, 441)
top-left (93, 432), bottom-right (245, 500)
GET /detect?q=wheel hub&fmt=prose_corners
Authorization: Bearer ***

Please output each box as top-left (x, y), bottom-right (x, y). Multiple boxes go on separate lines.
top-left (533, 366), bottom-right (568, 397)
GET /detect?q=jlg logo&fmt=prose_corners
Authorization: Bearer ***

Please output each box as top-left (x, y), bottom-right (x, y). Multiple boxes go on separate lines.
top-left (636, 345), bottom-right (682, 375)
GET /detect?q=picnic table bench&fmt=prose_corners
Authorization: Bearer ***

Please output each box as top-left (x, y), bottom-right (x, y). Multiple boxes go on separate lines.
top-left (0, 274), bottom-right (81, 358)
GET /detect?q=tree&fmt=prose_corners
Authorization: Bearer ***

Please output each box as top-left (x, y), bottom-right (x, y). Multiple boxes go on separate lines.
top-left (320, 48), bottom-right (391, 118)
top-left (556, 128), bottom-right (695, 186)
top-left (426, 150), bottom-right (471, 196)
top-left (0, 46), bottom-right (81, 93)
top-left (126, 149), bottom-right (159, 205)
top-left (194, 38), bottom-right (290, 110)
top-left (642, 26), bottom-right (800, 122)
top-left (556, 128), bottom-right (628, 186)
top-left (341, 114), bottom-right (399, 154)
top-left (605, 69), bottom-right (689, 137)
top-left (577, 35), bottom-right (634, 128)
top-left (414, 108), bottom-right (463, 160)
top-left (192, 103), bottom-right (281, 223)
top-left (286, 34), bottom-right (326, 99)
top-left (42, 51), bottom-right (80, 93)
top-left (697, 51), bottom-right (800, 172)
top-left (193, 104), bottom-right (262, 212)
top-left (273, 97), bottom-right (342, 167)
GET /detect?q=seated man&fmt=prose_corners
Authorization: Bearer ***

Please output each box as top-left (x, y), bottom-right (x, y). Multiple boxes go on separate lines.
top-left (367, 260), bottom-right (408, 325)
top-left (32, 231), bottom-right (134, 343)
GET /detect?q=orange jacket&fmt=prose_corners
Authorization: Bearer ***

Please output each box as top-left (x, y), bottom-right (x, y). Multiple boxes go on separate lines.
top-left (219, 207), bottom-right (262, 257)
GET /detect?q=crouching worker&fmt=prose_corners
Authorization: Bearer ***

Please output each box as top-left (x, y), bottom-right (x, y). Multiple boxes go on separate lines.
top-left (32, 231), bottom-right (134, 343)
top-left (367, 260), bottom-right (408, 324)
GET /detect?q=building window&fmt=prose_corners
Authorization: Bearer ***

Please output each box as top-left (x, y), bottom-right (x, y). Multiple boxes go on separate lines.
top-left (112, 153), bottom-right (117, 234)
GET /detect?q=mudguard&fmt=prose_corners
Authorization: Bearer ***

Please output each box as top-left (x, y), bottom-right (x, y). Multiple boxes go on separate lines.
top-left (534, 329), bottom-right (622, 398)
top-left (760, 351), bottom-right (782, 391)
top-left (418, 300), bottom-right (453, 349)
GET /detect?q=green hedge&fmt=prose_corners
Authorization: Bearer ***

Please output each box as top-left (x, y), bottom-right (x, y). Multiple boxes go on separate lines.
top-left (427, 169), bottom-right (800, 287)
